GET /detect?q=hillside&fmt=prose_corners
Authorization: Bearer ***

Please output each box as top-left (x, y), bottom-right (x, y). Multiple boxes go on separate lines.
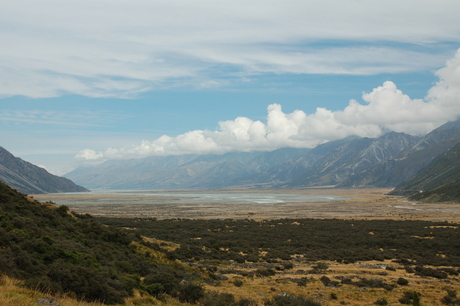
top-left (2, 181), bottom-right (460, 305)
top-left (283, 132), bottom-right (420, 188)
top-left (0, 146), bottom-right (88, 194)
top-left (390, 141), bottom-right (460, 202)
top-left (0, 181), bottom-right (195, 304)
top-left (338, 119), bottom-right (460, 188)
top-left (65, 149), bottom-right (309, 190)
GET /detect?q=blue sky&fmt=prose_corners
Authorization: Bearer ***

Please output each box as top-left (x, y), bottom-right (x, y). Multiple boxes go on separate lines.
top-left (1, 0), bottom-right (460, 175)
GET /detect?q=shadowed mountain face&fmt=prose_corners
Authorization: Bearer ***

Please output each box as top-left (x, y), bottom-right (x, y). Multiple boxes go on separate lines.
top-left (390, 141), bottom-right (460, 202)
top-left (66, 119), bottom-right (460, 191)
top-left (337, 119), bottom-right (460, 188)
top-left (281, 132), bottom-right (421, 188)
top-left (0, 146), bottom-right (88, 194)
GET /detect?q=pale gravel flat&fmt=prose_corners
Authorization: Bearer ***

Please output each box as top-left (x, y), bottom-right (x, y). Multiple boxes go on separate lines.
top-left (32, 188), bottom-right (460, 222)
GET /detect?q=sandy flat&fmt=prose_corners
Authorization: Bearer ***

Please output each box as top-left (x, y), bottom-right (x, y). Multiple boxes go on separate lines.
top-left (32, 188), bottom-right (460, 222)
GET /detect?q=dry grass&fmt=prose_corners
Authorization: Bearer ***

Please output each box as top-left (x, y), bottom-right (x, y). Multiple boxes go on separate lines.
top-left (201, 259), bottom-right (460, 306)
top-left (2, 257), bottom-right (459, 305)
top-left (0, 275), bottom-right (105, 306)
top-left (0, 275), bottom-right (195, 306)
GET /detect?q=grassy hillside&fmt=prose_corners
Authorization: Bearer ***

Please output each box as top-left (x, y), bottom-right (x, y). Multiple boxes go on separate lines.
top-left (0, 181), bottom-right (195, 304)
top-left (2, 180), bottom-right (460, 305)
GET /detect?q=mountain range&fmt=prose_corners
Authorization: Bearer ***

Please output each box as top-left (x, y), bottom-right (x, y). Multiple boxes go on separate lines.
top-left (0, 146), bottom-right (88, 194)
top-left (390, 140), bottom-right (460, 202)
top-left (65, 119), bottom-right (460, 193)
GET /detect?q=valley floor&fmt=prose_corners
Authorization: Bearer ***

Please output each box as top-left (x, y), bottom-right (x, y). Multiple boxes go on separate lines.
top-left (33, 188), bottom-right (460, 222)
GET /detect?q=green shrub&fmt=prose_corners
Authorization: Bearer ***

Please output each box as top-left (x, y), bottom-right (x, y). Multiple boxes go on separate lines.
top-left (175, 282), bottom-right (205, 304)
top-left (201, 292), bottom-right (235, 306)
top-left (441, 290), bottom-right (460, 305)
top-left (374, 298), bottom-right (388, 305)
top-left (143, 271), bottom-right (181, 295)
top-left (297, 277), bottom-right (308, 287)
top-left (415, 266), bottom-right (448, 279)
top-left (397, 277), bottom-right (409, 286)
top-left (399, 291), bottom-right (421, 306)
top-left (255, 268), bottom-right (276, 277)
top-left (312, 262), bottom-right (329, 270)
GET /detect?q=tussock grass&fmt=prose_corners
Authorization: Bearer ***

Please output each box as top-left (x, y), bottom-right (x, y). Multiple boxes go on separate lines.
top-left (0, 275), bottom-right (104, 306)
top-left (201, 259), bottom-right (460, 306)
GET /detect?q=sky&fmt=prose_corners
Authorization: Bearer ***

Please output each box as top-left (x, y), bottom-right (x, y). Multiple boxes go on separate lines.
top-left (1, 0), bottom-right (460, 176)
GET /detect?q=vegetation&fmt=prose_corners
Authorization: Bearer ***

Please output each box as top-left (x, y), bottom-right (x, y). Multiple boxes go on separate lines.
top-left (2, 180), bottom-right (460, 305)
top-left (97, 217), bottom-right (460, 267)
top-left (0, 182), bottom-right (196, 304)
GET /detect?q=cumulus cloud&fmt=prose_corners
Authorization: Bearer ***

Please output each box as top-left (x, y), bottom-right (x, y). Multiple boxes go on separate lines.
top-left (76, 49), bottom-right (460, 162)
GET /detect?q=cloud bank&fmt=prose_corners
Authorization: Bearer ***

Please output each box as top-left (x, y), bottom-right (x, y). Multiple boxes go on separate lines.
top-left (1, 0), bottom-right (459, 98)
top-left (76, 49), bottom-right (460, 162)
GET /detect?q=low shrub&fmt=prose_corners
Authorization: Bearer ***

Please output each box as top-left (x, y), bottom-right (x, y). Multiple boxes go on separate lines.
top-left (397, 277), bottom-right (409, 286)
top-left (399, 291), bottom-right (421, 306)
top-left (374, 298), bottom-right (388, 305)
top-left (440, 290), bottom-right (460, 305)
top-left (175, 282), bottom-right (205, 304)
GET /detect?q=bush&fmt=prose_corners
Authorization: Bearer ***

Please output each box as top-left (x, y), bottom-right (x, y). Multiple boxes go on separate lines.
top-left (320, 275), bottom-right (339, 287)
top-left (397, 277), bottom-right (409, 286)
top-left (297, 277), bottom-right (308, 287)
top-left (312, 263), bottom-right (329, 270)
top-left (399, 291), bottom-right (421, 306)
top-left (441, 290), bottom-right (460, 305)
top-left (282, 262), bottom-right (294, 270)
top-left (201, 292), bottom-right (235, 306)
top-left (255, 268), bottom-right (276, 277)
top-left (374, 298), bottom-right (388, 305)
top-left (415, 266), bottom-right (448, 279)
top-left (320, 276), bottom-right (331, 286)
top-left (175, 282), bottom-right (205, 304)
top-left (233, 279), bottom-right (244, 287)
top-left (143, 271), bottom-right (181, 295)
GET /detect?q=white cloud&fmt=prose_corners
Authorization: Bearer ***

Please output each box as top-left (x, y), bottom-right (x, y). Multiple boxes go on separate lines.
top-left (75, 149), bottom-right (104, 161)
top-left (76, 49), bottom-right (460, 161)
top-left (1, 0), bottom-right (459, 98)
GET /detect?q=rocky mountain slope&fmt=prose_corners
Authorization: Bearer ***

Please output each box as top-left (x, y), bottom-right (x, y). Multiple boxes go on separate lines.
top-left (282, 132), bottom-right (420, 188)
top-left (66, 150), bottom-right (308, 190)
top-left (390, 141), bottom-right (460, 202)
top-left (337, 120), bottom-right (460, 188)
top-left (0, 146), bottom-right (88, 194)
top-left (66, 119), bottom-right (460, 190)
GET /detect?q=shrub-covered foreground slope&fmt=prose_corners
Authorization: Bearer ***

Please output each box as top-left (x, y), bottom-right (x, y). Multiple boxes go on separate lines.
top-left (2, 180), bottom-right (460, 306)
top-left (0, 181), bottom-right (195, 304)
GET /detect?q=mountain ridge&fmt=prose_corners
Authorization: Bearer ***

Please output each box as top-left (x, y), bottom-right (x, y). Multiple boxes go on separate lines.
top-left (0, 146), bottom-right (88, 194)
top-left (390, 140), bottom-right (460, 202)
top-left (65, 119), bottom-right (460, 191)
